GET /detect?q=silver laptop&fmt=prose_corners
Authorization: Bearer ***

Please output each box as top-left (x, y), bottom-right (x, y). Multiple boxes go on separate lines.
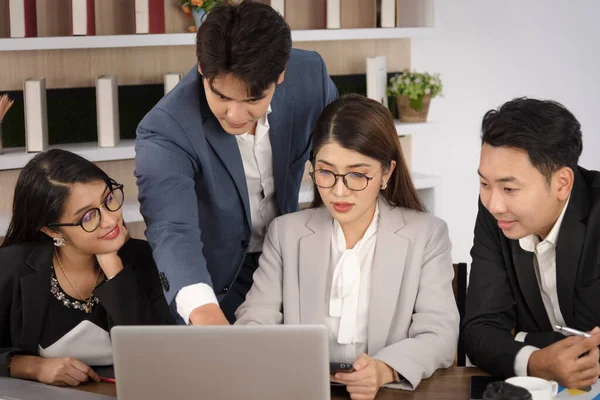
top-left (111, 325), bottom-right (330, 400)
top-left (0, 377), bottom-right (113, 399)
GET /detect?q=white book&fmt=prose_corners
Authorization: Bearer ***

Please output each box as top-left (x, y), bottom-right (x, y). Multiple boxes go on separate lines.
top-left (164, 72), bottom-right (182, 95)
top-left (380, 0), bottom-right (396, 28)
top-left (135, 0), bottom-right (149, 34)
top-left (24, 78), bottom-right (49, 153)
top-left (96, 76), bottom-right (120, 148)
top-left (326, 0), bottom-right (340, 29)
top-left (366, 56), bottom-right (388, 107)
top-left (9, 0), bottom-right (25, 38)
top-left (271, 0), bottom-right (284, 18)
top-left (72, 0), bottom-right (94, 36)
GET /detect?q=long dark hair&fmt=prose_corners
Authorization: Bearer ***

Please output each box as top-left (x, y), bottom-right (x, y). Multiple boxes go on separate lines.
top-left (1, 149), bottom-right (112, 247)
top-left (310, 94), bottom-right (426, 212)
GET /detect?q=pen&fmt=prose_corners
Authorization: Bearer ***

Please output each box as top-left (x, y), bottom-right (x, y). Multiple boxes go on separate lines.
top-left (555, 325), bottom-right (592, 338)
top-left (99, 377), bottom-right (116, 384)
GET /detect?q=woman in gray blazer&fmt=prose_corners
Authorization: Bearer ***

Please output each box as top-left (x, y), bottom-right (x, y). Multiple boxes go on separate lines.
top-left (235, 94), bottom-right (459, 398)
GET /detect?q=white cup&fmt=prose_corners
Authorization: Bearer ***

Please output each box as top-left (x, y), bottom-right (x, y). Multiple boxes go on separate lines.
top-left (505, 377), bottom-right (558, 400)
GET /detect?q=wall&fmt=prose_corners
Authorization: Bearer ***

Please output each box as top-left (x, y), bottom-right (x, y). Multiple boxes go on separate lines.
top-left (409, 0), bottom-right (600, 263)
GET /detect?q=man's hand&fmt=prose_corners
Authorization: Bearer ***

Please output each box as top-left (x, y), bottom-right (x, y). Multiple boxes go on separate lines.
top-left (528, 326), bottom-right (600, 389)
top-left (189, 303), bottom-right (230, 326)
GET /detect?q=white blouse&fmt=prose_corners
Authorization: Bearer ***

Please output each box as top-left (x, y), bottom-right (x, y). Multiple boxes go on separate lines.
top-left (326, 204), bottom-right (379, 363)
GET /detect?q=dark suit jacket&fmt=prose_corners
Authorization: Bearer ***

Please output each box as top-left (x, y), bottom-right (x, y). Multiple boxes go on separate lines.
top-left (135, 48), bottom-right (338, 309)
top-left (462, 166), bottom-right (600, 377)
top-left (0, 239), bottom-right (174, 376)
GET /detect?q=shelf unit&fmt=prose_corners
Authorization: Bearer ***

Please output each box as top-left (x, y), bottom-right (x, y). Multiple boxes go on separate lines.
top-left (0, 122), bottom-right (438, 171)
top-left (0, 28), bottom-right (437, 51)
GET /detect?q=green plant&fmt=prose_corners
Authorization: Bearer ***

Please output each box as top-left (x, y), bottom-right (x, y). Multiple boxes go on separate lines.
top-left (178, 0), bottom-right (225, 13)
top-left (388, 69), bottom-right (443, 112)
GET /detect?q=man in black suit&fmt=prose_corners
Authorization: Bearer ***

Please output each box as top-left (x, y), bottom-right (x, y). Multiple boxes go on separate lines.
top-left (462, 98), bottom-right (600, 389)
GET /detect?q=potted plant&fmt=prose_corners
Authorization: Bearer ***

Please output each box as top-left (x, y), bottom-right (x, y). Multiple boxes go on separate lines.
top-left (388, 69), bottom-right (443, 122)
top-left (178, 0), bottom-right (229, 32)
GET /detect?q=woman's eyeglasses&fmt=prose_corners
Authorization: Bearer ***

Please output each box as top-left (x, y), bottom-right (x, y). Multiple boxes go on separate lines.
top-left (309, 169), bottom-right (374, 191)
top-left (48, 184), bottom-right (125, 233)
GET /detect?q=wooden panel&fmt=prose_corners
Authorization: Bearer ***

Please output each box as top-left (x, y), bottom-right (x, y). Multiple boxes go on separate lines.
top-left (0, 38), bottom-right (408, 91)
top-left (286, 0), bottom-right (325, 30)
top-left (0, 169), bottom-right (21, 214)
top-left (0, 46), bottom-right (197, 91)
top-left (95, 159), bottom-right (138, 201)
top-left (165, 0), bottom-right (191, 34)
top-left (341, 0), bottom-right (376, 29)
top-left (95, 0), bottom-right (135, 35)
top-left (0, 159), bottom-right (138, 214)
top-left (0, 0), bottom-right (9, 38)
top-left (37, 0), bottom-right (72, 37)
top-left (295, 38), bottom-right (410, 75)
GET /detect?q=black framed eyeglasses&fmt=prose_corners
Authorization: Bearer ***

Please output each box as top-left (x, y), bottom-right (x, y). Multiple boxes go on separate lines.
top-left (309, 169), bottom-right (374, 192)
top-left (48, 183), bottom-right (125, 233)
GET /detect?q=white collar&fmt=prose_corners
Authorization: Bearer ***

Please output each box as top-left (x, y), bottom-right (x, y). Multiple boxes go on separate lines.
top-left (519, 195), bottom-right (571, 252)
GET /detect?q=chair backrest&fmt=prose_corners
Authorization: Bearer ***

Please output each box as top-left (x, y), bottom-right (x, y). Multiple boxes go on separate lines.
top-left (452, 262), bottom-right (468, 366)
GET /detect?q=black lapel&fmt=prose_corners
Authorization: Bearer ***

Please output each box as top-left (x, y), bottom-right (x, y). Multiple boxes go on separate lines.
top-left (20, 244), bottom-right (53, 353)
top-left (512, 245), bottom-right (553, 331)
top-left (556, 169), bottom-right (590, 327)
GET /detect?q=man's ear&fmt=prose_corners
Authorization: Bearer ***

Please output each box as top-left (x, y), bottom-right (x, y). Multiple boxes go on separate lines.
top-left (553, 166), bottom-right (574, 201)
top-left (277, 69), bottom-right (286, 85)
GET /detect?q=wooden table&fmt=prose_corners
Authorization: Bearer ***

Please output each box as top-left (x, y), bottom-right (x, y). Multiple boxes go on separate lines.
top-left (74, 366), bottom-right (487, 399)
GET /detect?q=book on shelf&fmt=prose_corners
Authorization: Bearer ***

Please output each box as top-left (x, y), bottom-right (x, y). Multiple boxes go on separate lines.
top-left (134, 0), bottom-right (165, 34)
top-left (270, 0), bottom-right (285, 18)
top-left (96, 76), bottom-right (120, 148)
top-left (326, 0), bottom-right (340, 29)
top-left (379, 0), bottom-right (396, 28)
top-left (366, 56), bottom-right (388, 107)
top-left (8, 0), bottom-right (37, 38)
top-left (71, 0), bottom-right (96, 36)
top-left (164, 72), bottom-right (183, 95)
top-left (24, 78), bottom-right (49, 153)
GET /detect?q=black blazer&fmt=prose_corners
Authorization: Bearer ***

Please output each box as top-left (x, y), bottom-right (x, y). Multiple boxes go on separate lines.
top-left (462, 166), bottom-right (600, 378)
top-left (0, 238), bottom-right (174, 376)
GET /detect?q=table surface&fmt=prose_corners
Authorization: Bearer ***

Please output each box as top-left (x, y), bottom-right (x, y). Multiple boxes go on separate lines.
top-left (74, 366), bottom-right (487, 399)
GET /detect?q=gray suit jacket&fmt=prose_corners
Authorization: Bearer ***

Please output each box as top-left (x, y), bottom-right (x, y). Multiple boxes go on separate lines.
top-left (135, 49), bottom-right (338, 311)
top-left (236, 198), bottom-right (460, 390)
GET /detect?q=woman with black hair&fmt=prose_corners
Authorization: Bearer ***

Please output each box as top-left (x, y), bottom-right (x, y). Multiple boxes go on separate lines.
top-left (0, 149), bottom-right (173, 386)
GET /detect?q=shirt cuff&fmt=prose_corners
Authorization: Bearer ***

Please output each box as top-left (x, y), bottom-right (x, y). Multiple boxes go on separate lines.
top-left (514, 345), bottom-right (539, 376)
top-left (515, 331), bottom-right (528, 343)
top-left (176, 283), bottom-right (218, 324)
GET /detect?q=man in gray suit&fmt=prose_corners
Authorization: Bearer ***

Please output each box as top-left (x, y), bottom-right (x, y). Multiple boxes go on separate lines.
top-left (135, 1), bottom-right (338, 325)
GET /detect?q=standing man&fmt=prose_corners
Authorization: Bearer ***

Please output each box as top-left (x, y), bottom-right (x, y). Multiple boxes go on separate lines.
top-left (135, 1), bottom-right (338, 325)
top-left (462, 98), bottom-right (600, 389)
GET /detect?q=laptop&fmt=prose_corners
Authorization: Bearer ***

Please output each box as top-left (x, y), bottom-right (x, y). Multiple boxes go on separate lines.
top-left (0, 377), bottom-right (113, 399)
top-left (111, 325), bottom-right (331, 400)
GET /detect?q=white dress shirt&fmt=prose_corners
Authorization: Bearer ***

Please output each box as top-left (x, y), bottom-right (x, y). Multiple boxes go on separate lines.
top-left (326, 204), bottom-right (379, 363)
top-left (513, 197), bottom-right (570, 376)
top-left (176, 105), bottom-right (278, 323)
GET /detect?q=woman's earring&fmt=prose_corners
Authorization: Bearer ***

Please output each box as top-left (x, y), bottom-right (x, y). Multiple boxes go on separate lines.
top-left (53, 237), bottom-right (65, 247)
top-left (380, 181), bottom-right (388, 190)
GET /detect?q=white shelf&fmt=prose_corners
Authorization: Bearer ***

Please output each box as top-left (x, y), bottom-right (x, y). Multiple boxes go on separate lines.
top-left (0, 140), bottom-right (136, 171)
top-left (395, 120), bottom-right (438, 136)
top-left (0, 27), bottom-right (437, 51)
top-left (0, 200), bottom-right (143, 238)
top-left (299, 172), bottom-right (440, 204)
